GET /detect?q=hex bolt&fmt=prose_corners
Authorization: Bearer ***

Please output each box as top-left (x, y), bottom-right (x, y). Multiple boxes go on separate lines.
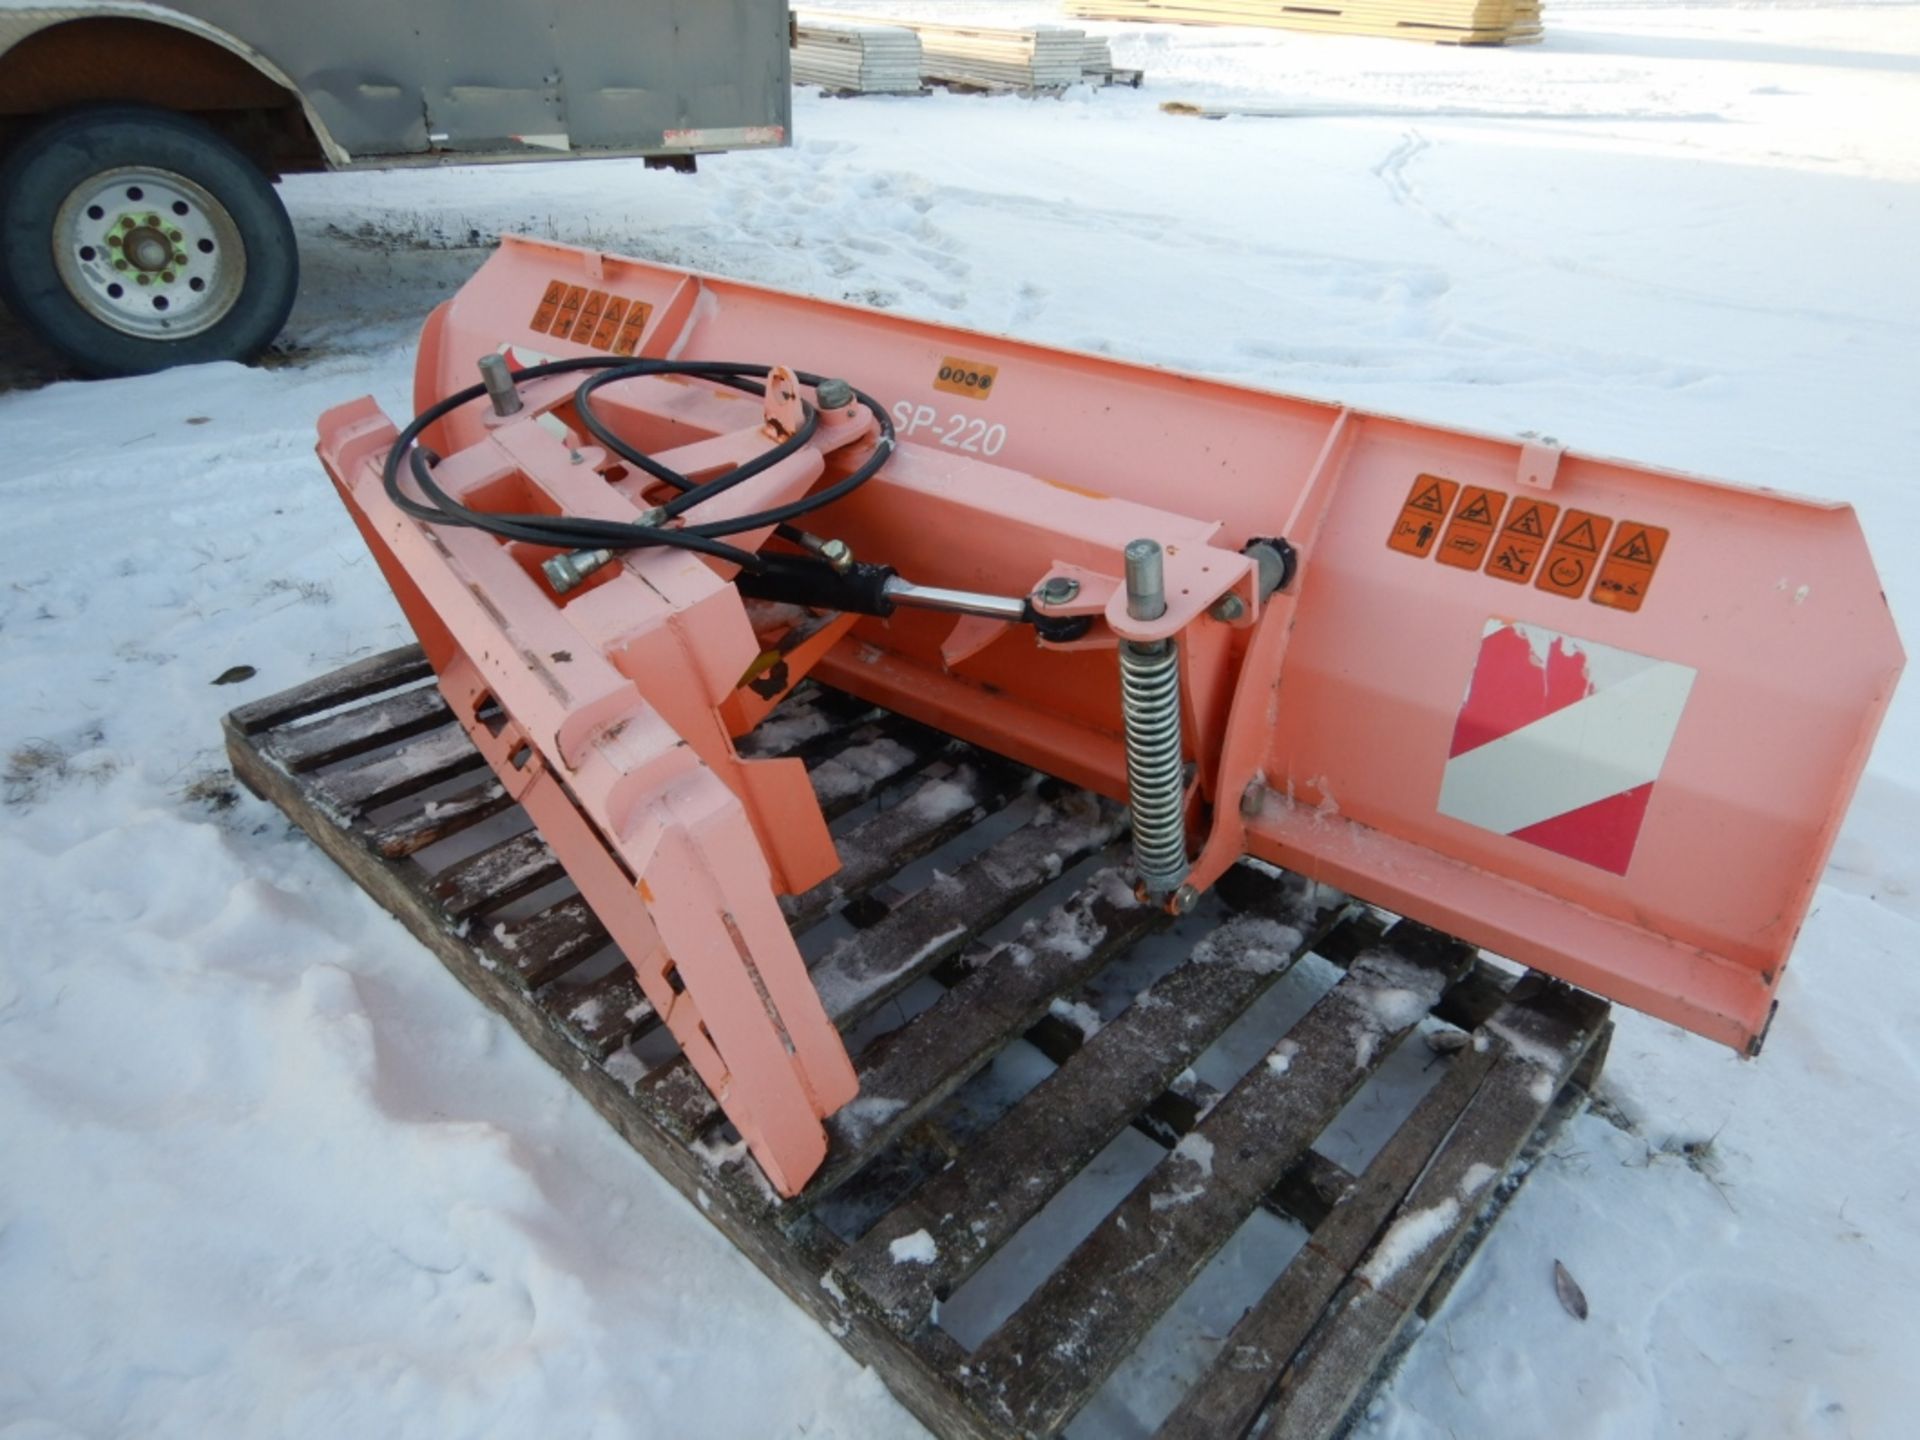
top-left (814, 377), bottom-right (854, 410)
top-left (1240, 779), bottom-right (1268, 817)
top-left (1124, 538), bottom-right (1166, 622)
top-left (542, 548), bottom-right (615, 595)
top-left (476, 353), bottom-right (523, 417)
top-left (1210, 592), bottom-right (1246, 623)
top-left (1170, 883), bottom-right (1199, 915)
top-left (1038, 575), bottom-right (1080, 606)
top-left (637, 506), bottom-right (669, 528)
top-left (819, 538), bottom-right (854, 573)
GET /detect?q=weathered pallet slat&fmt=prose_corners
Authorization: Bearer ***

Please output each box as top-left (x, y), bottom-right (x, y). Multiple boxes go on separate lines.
top-left (312, 724), bottom-right (488, 817)
top-left (227, 643), bottom-right (433, 735)
top-left (963, 929), bottom-right (1474, 1435)
top-left (807, 859), bottom-right (1158, 1200)
top-left (366, 776), bottom-right (515, 859)
top-left (262, 682), bottom-right (450, 773)
top-left (807, 792), bottom-right (1126, 1029)
top-left (837, 904), bottom-right (1337, 1329)
top-left (222, 646), bottom-right (1610, 1440)
top-left (552, 964), bottom-right (656, 1057)
top-left (785, 761), bottom-right (1027, 931)
top-left (480, 894), bottom-right (610, 991)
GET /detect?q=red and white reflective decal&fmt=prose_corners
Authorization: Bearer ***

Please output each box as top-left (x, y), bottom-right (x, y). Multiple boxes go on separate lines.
top-left (1439, 620), bottom-right (1695, 875)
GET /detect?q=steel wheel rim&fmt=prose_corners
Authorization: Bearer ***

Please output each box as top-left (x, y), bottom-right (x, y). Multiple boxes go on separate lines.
top-left (52, 166), bottom-right (248, 341)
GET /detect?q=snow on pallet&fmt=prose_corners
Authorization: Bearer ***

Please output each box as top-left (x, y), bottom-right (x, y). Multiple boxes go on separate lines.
top-left (1067, 0), bottom-right (1543, 47)
top-left (224, 645), bottom-right (1611, 1439)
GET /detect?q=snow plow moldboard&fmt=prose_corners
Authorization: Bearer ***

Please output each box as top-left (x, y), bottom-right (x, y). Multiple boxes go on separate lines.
top-left (225, 651), bottom-right (1611, 1440)
top-left (310, 237), bottom-right (1897, 1203)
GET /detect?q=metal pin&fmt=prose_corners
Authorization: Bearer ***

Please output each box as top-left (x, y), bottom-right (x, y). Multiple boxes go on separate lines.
top-left (1124, 538), bottom-right (1166, 621)
top-left (477, 353), bottom-right (523, 417)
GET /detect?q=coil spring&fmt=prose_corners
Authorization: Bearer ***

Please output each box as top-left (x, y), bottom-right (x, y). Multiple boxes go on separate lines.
top-left (1120, 638), bottom-right (1189, 896)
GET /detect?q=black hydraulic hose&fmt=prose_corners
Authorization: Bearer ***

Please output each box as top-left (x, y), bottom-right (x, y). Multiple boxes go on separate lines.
top-left (381, 355), bottom-right (896, 573)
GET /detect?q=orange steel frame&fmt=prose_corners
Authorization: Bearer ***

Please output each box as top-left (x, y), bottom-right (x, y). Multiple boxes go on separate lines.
top-left (317, 236), bottom-right (1902, 1195)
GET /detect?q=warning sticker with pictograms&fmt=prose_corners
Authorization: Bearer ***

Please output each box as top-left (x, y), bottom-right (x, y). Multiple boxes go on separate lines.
top-left (1485, 498), bottom-right (1560, 584)
top-left (1386, 474), bottom-right (1460, 558)
top-left (1436, 486), bottom-right (1509, 570)
top-left (527, 278), bottom-right (654, 354)
top-left (1592, 523), bottom-right (1669, 613)
top-left (1535, 510), bottom-right (1613, 599)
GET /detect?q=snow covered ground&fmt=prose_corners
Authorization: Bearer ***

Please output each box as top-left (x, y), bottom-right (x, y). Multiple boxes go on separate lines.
top-left (4, 3), bottom-right (1918, 1436)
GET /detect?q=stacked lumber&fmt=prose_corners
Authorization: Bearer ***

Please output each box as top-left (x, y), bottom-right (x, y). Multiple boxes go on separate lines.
top-left (792, 19), bottom-right (925, 94)
top-left (797, 10), bottom-right (1134, 92)
top-left (1065, 0), bottom-right (1543, 47)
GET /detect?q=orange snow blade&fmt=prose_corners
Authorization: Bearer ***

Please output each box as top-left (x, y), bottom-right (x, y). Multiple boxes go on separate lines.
top-left (325, 236), bottom-right (1896, 1187)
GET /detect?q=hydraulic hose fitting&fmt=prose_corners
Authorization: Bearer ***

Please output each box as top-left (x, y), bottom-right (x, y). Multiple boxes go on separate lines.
top-left (1119, 539), bottom-right (1189, 902)
top-left (543, 548), bottom-right (615, 595)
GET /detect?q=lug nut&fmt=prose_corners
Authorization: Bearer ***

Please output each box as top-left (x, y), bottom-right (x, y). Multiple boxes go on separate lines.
top-left (1240, 779), bottom-right (1267, 817)
top-left (819, 538), bottom-right (853, 573)
top-left (1210, 593), bottom-right (1246, 623)
top-left (1170, 884), bottom-right (1200, 915)
top-left (814, 377), bottom-right (854, 410)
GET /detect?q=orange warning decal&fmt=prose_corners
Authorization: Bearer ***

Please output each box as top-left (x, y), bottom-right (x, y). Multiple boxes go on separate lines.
top-left (1387, 474), bottom-right (1459, 558)
top-left (933, 357), bottom-right (998, 400)
top-left (553, 284), bottom-right (587, 338)
top-left (612, 300), bottom-right (653, 356)
top-left (530, 280), bottom-right (565, 334)
top-left (1535, 510), bottom-right (1613, 599)
top-left (591, 296), bottom-right (629, 351)
top-left (1485, 498), bottom-right (1560, 584)
top-left (1592, 522), bottom-right (1669, 613)
top-left (1436, 486), bottom-right (1508, 571)
top-left (571, 289), bottom-right (609, 344)
top-left (528, 277), bottom-right (654, 353)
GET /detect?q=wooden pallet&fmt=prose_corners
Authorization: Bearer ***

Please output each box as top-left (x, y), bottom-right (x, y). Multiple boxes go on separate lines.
top-left (1067, 0), bottom-right (1542, 47)
top-left (224, 645), bottom-right (1611, 1440)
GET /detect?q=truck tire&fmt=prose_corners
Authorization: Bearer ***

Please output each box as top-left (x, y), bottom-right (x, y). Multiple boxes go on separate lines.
top-left (0, 104), bottom-right (298, 376)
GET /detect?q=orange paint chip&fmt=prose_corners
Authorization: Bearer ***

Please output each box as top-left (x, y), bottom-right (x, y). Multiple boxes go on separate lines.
top-left (1485, 497), bottom-right (1561, 584)
top-left (1387, 474), bottom-right (1459, 558)
top-left (1436, 485), bottom-right (1509, 571)
top-left (1535, 510), bottom-right (1614, 599)
top-left (1592, 522), bottom-right (1670, 613)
